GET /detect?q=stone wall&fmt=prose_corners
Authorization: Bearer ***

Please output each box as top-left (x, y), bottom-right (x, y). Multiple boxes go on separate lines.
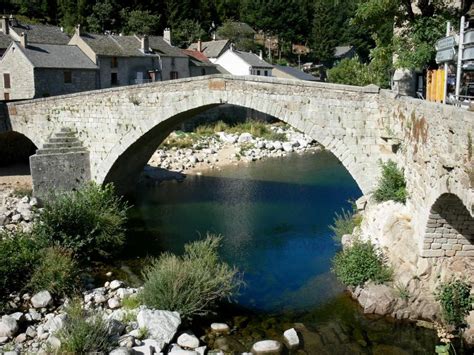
top-left (4, 75), bottom-right (473, 258)
top-left (422, 193), bottom-right (474, 257)
top-left (0, 43), bottom-right (35, 100)
top-left (34, 68), bottom-right (98, 98)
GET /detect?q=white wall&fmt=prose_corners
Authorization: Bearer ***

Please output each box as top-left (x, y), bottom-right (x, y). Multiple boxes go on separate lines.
top-left (214, 50), bottom-right (250, 76)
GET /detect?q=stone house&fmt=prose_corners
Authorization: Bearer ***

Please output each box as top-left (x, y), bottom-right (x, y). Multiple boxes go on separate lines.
top-left (188, 39), bottom-right (231, 63)
top-left (69, 27), bottom-right (190, 88)
top-left (272, 65), bottom-right (319, 81)
top-left (182, 49), bottom-right (222, 77)
top-left (0, 16), bottom-right (70, 55)
top-left (0, 34), bottom-right (98, 100)
top-left (214, 47), bottom-right (273, 76)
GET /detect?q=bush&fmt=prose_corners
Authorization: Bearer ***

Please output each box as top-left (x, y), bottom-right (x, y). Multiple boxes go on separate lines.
top-left (0, 231), bottom-right (42, 309)
top-left (57, 300), bottom-right (115, 353)
top-left (435, 279), bottom-right (472, 328)
top-left (28, 247), bottom-right (79, 297)
top-left (373, 160), bottom-right (407, 204)
top-left (329, 206), bottom-right (362, 242)
top-left (332, 240), bottom-right (392, 287)
top-left (36, 183), bottom-right (128, 259)
top-left (139, 234), bottom-right (242, 319)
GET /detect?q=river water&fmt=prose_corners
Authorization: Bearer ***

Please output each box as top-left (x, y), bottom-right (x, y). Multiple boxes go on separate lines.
top-left (121, 151), bottom-right (438, 353)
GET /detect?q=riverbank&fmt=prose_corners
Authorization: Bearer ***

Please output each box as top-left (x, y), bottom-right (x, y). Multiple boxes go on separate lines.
top-left (140, 123), bottom-right (322, 184)
top-left (346, 197), bottom-right (474, 347)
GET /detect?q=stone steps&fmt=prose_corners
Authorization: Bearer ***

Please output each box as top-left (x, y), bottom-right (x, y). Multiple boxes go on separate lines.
top-left (37, 147), bottom-right (87, 155)
top-left (49, 137), bottom-right (80, 144)
top-left (43, 141), bottom-right (82, 149)
top-left (36, 128), bottom-right (86, 155)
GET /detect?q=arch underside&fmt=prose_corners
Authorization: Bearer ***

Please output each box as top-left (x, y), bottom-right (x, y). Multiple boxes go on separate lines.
top-left (422, 193), bottom-right (474, 257)
top-left (0, 131), bottom-right (37, 166)
top-left (102, 102), bottom-right (372, 196)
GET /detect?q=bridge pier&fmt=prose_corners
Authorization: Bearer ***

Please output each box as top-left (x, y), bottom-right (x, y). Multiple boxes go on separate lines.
top-left (30, 128), bottom-right (91, 200)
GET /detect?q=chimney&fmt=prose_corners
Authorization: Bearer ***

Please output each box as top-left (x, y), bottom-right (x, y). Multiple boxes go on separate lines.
top-left (259, 50), bottom-right (263, 60)
top-left (75, 24), bottom-right (81, 36)
top-left (197, 39), bottom-right (202, 52)
top-left (1, 16), bottom-right (8, 35)
top-left (163, 28), bottom-right (171, 45)
top-left (20, 32), bottom-right (27, 48)
top-left (141, 35), bottom-right (149, 53)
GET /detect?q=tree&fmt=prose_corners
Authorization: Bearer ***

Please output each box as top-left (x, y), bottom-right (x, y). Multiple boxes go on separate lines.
top-left (216, 20), bottom-right (258, 51)
top-left (172, 19), bottom-right (206, 48)
top-left (120, 9), bottom-right (161, 35)
top-left (311, 0), bottom-right (339, 62)
top-left (86, 0), bottom-right (120, 34)
top-left (353, 0), bottom-right (460, 70)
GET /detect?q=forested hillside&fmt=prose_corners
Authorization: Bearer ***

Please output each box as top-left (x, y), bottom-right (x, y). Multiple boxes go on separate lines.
top-left (2, 0), bottom-right (470, 87)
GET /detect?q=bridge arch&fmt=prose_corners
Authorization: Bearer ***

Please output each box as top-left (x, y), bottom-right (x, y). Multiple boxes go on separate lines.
top-left (421, 193), bottom-right (474, 257)
top-left (100, 100), bottom-right (368, 195)
top-left (0, 131), bottom-right (37, 166)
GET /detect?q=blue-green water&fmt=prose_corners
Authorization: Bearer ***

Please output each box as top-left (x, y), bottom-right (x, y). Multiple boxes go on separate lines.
top-left (122, 151), bottom-right (441, 353)
top-left (127, 151), bottom-right (359, 312)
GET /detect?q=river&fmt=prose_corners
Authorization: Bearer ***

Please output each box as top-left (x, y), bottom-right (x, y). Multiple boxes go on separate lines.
top-left (118, 151), bottom-right (438, 353)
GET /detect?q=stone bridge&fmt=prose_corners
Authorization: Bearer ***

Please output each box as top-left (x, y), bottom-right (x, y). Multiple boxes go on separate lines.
top-left (3, 75), bottom-right (474, 258)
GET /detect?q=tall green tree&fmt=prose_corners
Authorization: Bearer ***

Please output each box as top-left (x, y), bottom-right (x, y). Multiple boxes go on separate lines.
top-left (311, 0), bottom-right (339, 62)
top-left (86, 0), bottom-right (120, 33)
top-left (120, 9), bottom-right (161, 35)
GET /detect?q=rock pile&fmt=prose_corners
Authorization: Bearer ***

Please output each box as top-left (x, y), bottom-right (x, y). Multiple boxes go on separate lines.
top-left (0, 279), bottom-right (302, 355)
top-left (146, 125), bottom-right (321, 176)
top-left (0, 195), bottom-right (39, 234)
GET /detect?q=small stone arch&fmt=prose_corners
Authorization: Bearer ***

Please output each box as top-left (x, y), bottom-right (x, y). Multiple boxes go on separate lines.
top-left (421, 193), bottom-right (474, 257)
top-left (0, 131), bottom-right (37, 166)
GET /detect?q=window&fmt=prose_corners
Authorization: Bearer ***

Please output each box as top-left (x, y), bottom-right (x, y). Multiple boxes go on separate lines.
top-left (257, 70), bottom-right (261, 76)
top-left (111, 73), bottom-right (118, 85)
top-left (63, 71), bottom-right (72, 84)
top-left (170, 71), bottom-right (178, 80)
top-left (201, 68), bottom-right (206, 76)
top-left (111, 57), bottom-right (118, 68)
top-left (3, 73), bottom-right (10, 89)
top-left (4, 92), bottom-right (9, 100)
top-left (264, 70), bottom-right (268, 76)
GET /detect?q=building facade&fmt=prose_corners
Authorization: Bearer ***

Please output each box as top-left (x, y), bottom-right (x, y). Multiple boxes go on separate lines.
top-left (214, 48), bottom-right (273, 76)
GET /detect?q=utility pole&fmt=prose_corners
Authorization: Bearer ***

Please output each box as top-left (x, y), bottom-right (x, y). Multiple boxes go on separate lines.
top-left (455, 16), bottom-right (466, 99)
top-left (443, 21), bottom-right (451, 104)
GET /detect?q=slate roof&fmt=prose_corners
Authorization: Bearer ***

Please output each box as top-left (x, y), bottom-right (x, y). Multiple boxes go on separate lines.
top-left (0, 32), bottom-right (11, 50)
top-left (273, 65), bottom-right (319, 81)
top-left (18, 43), bottom-right (98, 69)
top-left (233, 50), bottom-right (273, 68)
top-left (148, 36), bottom-right (187, 57)
top-left (334, 45), bottom-right (354, 58)
top-left (10, 23), bottom-right (70, 45)
top-left (80, 33), bottom-right (185, 58)
top-left (188, 39), bottom-right (229, 58)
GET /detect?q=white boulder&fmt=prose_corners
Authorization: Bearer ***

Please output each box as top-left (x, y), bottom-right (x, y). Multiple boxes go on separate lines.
top-left (0, 316), bottom-right (18, 338)
top-left (31, 291), bottom-right (52, 308)
top-left (250, 340), bottom-right (283, 354)
top-left (283, 328), bottom-right (299, 348)
top-left (137, 309), bottom-right (181, 351)
top-left (177, 332), bottom-right (200, 349)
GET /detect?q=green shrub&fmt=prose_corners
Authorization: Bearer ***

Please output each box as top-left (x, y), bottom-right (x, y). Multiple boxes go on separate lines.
top-left (0, 231), bottom-right (42, 309)
top-left (373, 160), bottom-right (407, 204)
top-left (139, 234), bottom-right (242, 319)
top-left (122, 295), bottom-right (140, 310)
top-left (329, 206), bottom-right (362, 242)
top-left (435, 279), bottom-right (472, 328)
top-left (57, 300), bottom-right (115, 353)
top-left (36, 183), bottom-right (128, 259)
top-left (332, 241), bottom-right (392, 287)
top-left (28, 247), bottom-right (79, 297)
